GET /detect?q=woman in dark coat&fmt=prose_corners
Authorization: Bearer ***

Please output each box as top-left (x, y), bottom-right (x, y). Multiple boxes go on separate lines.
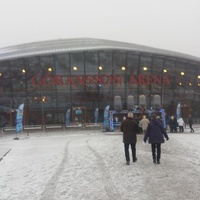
top-left (144, 114), bottom-right (169, 164)
top-left (120, 112), bottom-right (139, 165)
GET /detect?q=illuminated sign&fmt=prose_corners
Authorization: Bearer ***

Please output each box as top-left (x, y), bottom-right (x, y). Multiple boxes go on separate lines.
top-left (31, 74), bottom-right (170, 87)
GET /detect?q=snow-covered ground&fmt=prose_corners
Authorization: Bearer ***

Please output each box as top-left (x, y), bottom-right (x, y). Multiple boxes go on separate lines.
top-left (0, 128), bottom-right (200, 200)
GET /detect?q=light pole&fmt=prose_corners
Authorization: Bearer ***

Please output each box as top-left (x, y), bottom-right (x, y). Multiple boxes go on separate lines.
top-left (40, 86), bottom-right (45, 127)
top-left (161, 69), bottom-right (167, 108)
top-left (161, 70), bottom-right (164, 108)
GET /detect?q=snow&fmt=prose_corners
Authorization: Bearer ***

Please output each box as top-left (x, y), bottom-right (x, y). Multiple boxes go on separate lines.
top-left (0, 128), bottom-right (200, 200)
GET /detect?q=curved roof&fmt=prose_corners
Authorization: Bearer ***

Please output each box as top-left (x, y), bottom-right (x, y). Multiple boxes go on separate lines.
top-left (0, 37), bottom-right (200, 62)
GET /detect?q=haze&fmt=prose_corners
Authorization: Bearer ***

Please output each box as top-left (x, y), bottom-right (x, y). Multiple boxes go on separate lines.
top-left (0, 0), bottom-right (200, 57)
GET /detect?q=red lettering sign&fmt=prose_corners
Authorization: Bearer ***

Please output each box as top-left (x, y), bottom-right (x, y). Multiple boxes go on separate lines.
top-left (31, 74), bottom-right (170, 87)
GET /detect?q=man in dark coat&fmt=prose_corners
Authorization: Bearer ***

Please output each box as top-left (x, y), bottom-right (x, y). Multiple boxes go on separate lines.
top-left (188, 114), bottom-right (194, 133)
top-left (144, 114), bottom-right (169, 164)
top-left (120, 112), bottom-right (139, 165)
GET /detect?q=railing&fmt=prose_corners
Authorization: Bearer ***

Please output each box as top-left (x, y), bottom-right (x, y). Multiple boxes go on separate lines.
top-left (82, 123), bottom-right (102, 130)
top-left (24, 125), bottom-right (43, 131)
top-left (65, 123), bottom-right (83, 130)
top-left (44, 125), bottom-right (64, 130)
top-left (1, 123), bottom-right (103, 134)
top-left (2, 126), bottom-right (16, 132)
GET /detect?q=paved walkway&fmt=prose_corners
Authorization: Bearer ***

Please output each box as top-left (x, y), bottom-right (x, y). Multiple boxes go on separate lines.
top-left (0, 128), bottom-right (200, 200)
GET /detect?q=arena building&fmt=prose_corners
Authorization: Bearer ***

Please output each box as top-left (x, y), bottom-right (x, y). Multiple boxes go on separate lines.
top-left (0, 38), bottom-right (200, 127)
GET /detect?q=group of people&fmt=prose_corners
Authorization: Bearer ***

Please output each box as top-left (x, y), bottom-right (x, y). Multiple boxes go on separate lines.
top-left (120, 112), bottom-right (195, 165)
top-left (120, 112), bottom-right (169, 165)
top-left (169, 115), bottom-right (194, 133)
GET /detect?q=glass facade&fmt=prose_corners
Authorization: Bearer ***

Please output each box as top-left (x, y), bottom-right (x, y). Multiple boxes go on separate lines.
top-left (0, 49), bottom-right (200, 127)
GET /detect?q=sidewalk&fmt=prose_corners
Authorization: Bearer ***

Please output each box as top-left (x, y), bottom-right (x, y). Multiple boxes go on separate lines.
top-left (0, 129), bottom-right (200, 200)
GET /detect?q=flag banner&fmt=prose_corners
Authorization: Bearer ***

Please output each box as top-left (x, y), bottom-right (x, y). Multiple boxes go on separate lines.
top-left (16, 103), bottom-right (24, 133)
top-left (65, 109), bottom-right (70, 125)
top-left (176, 103), bottom-right (181, 120)
top-left (94, 108), bottom-right (99, 123)
top-left (103, 105), bottom-right (110, 128)
top-left (161, 108), bottom-right (167, 129)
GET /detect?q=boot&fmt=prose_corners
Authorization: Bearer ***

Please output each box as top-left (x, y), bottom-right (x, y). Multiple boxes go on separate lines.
top-left (133, 158), bottom-right (137, 162)
top-left (153, 157), bottom-right (156, 164)
top-left (126, 161), bottom-right (130, 165)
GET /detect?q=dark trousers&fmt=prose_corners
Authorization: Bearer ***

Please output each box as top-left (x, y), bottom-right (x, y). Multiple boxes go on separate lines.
top-left (179, 126), bottom-right (184, 132)
top-left (124, 143), bottom-right (136, 161)
top-left (189, 124), bottom-right (194, 132)
top-left (151, 143), bottom-right (161, 161)
top-left (170, 125), bottom-right (177, 133)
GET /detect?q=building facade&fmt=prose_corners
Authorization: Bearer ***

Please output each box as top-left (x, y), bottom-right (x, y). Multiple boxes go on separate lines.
top-left (0, 38), bottom-right (200, 127)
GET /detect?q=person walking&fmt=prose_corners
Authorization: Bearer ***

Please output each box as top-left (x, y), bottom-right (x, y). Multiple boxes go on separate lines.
top-left (188, 114), bottom-right (194, 133)
top-left (120, 112), bottom-right (139, 165)
top-left (139, 115), bottom-right (149, 135)
top-left (144, 114), bottom-right (169, 164)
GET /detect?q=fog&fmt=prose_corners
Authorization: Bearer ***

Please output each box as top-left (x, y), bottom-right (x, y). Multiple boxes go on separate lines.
top-left (0, 0), bottom-right (200, 57)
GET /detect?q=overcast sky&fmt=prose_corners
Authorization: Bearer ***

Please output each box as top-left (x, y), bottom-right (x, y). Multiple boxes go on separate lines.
top-left (0, 0), bottom-right (200, 57)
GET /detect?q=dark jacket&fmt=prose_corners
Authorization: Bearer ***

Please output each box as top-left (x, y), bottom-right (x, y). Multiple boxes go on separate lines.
top-left (120, 117), bottom-right (139, 144)
top-left (144, 119), bottom-right (169, 144)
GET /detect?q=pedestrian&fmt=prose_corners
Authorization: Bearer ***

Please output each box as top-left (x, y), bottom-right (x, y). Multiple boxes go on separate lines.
top-left (177, 117), bottom-right (185, 133)
top-left (169, 116), bottom-right (178, 133)
top-left (139, 115), bottom-right (149, 135)
top-left (188, 114), bottom-right (194, 133)
top-left (144, 114), bottom-right (169, 164)
top-left (120, 112), bottom-right (139, 165)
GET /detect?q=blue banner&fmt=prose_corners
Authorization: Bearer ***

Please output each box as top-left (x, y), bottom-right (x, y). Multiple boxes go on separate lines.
top-left (94, 108), bottom-right (99, 123)
top-left (16, 103), bottom-right (24, 133)
top-left (160, 108), bottom-right (167, 129)
top-left (103, 105), bottom-right (110, 128)
top-left (65, 109), bottom-right (70, 125)
top-left (176, 103), bottom-right (181, 120)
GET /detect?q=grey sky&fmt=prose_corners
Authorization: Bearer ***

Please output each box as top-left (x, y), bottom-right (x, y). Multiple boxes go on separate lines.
top-left (0, 0), bottom-right (200, 57)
